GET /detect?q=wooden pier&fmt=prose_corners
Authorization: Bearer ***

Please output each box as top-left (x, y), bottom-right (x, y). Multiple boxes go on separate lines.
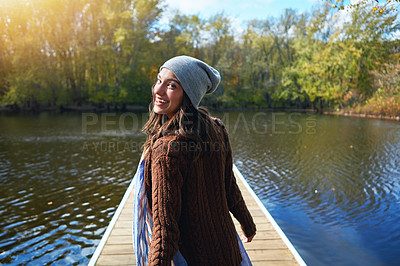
top-left (89, 164), bottom-right (306, 266)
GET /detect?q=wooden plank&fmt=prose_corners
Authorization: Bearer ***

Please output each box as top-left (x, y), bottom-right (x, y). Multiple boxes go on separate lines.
top-left (97, 254), bottom-right (136, 265)
top-left (101, 244), bottom-right (134, 255)
top-left (92, 168), bottom-right (304, 266)
top-left (253, 262), bottom-right (298, 266)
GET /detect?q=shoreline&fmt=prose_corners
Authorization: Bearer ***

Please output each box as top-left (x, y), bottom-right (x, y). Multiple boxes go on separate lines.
top-left (323, 111), bottom-right (400, 121)
top-left (0, 104), bottom-right (148, 113)
top-left (1, 105), bottom-right (399, 121)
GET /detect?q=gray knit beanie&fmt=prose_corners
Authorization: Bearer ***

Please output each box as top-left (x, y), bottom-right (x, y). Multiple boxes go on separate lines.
top-left (160, 55), bottom-right (220, 109)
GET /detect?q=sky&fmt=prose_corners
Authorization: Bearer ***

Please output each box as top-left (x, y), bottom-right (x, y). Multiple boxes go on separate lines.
top-left (158, 0), bottom-right (325, 35)
top-left (162, 0), bottom-right (322, 22)
top-left (159, 0), bottom-right (400, 39)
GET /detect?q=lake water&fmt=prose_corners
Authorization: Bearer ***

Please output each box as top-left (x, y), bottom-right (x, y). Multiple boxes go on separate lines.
top-left (0, 111), bottom-right (399, 265)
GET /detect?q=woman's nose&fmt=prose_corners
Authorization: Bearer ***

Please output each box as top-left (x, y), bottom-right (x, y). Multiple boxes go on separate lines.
top-left (153, 82), bottom-right (166, 95)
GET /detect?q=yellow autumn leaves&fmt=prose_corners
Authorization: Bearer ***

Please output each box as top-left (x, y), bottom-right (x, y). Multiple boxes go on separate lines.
top-left (331, 0), bottom-right (398, 13)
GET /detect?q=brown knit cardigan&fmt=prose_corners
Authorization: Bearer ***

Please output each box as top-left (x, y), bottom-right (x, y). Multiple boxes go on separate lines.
top-left (144, 120), bottom-right (256, 265)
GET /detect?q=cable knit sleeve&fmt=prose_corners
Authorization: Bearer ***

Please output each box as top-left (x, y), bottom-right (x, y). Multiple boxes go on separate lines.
top-left (223, 128), bottom-right (256, 238)
top-left (148, 138), bottom-right (184, 265)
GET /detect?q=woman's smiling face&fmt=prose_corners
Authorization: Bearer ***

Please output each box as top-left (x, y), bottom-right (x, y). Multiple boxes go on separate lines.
top-left (153, 68), bottom-right (184, 118)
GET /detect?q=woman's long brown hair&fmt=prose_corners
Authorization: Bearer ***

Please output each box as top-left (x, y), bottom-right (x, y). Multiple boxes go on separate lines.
top-left (142, 91), bottom-right (224, 158)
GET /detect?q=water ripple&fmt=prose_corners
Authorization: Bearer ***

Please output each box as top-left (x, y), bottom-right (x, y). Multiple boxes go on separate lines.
top-left (1, 112), bottom-right (400, 265)
top-left (228, 112), bottom-right (400, 265)
top-left (1, 113), bottom-right (142, 265)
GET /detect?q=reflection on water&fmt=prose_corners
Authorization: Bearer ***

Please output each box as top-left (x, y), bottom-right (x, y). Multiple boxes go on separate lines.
top-left (0, 112), bottom-right (145, 265)
top-left (217, 111), bottom-right (400, 265)
top-left (0, 111), bottom-right (399, 265)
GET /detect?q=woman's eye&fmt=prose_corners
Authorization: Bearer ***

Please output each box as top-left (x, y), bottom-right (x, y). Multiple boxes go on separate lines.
top-left (157, 79), bottom-right (162, 83)
top-left (168, 83), bottom-right (176, 89)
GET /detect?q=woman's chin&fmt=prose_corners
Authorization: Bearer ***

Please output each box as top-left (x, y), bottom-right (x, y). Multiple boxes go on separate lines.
top-left (153, 106), bottom-right (166, 115)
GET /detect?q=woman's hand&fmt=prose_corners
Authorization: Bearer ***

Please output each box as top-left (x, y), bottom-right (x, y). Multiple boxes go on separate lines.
top-left (241, 231), bottom-right (256, 243)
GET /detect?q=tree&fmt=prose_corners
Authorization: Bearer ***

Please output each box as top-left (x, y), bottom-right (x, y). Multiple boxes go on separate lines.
top-left (0, 0), bottom-right (164, 109)
top-left (329, 0), bottom-right (399, 12)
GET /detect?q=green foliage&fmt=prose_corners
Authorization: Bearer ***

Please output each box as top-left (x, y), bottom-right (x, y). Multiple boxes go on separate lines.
top-left (329, 0), bottom-right (399, 13)
top-left (0, 0), bottom-right (398, 116)
top-left (0, 0), bottom-right (163, 109)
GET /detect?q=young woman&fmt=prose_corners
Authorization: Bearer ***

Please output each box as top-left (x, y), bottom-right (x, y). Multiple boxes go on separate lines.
top-left (133, 56), bottom-right (256, 266)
